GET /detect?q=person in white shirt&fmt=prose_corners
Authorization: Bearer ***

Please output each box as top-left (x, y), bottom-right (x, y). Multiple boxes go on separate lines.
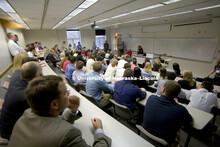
top-left (104, 60), bottom-right (118, 79)
top-left (115, 63), bottom-right (131, 79)
top-left (7, 33), bottom-right (23, 56)
top-left (27, 45), bottom-right (36, 57)
top-left (117, 55), bottom-right (127, 69)
top-left (186, 81), bottom-right (218, 113)
top-left (86, 54), bottom-right (95, 74)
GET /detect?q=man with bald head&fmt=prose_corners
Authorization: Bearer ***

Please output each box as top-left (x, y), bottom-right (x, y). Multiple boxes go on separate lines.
top-left (7, 32), bottom-right (23, 56)
top-left (0, 61), bottom-right (42, 140)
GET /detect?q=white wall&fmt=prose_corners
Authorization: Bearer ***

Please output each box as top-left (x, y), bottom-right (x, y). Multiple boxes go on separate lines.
top-left (6, 28), bottom-right (26, 49)
top-left (111, 18), bottom-right (220, 78)
top-left (23, 29), bottom-right (67, 50)
top-left (0, 22), bottom-right (13, 71)
top-left (80, 29), bottom-right (95, 49)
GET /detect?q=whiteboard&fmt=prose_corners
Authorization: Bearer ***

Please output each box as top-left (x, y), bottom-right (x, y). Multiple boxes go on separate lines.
top-left (123, 37), bottom-right (219, 62)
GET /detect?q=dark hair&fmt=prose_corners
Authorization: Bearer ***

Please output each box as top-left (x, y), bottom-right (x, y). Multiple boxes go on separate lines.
top-left (25, 75), bottom-right (63, 115)
top-left (97, 56), bottom-right (104, 61)
top-left (22, 57), bottom-right (38, 65)
top-left (173, 63), bottom-right (181, 76)
top-left (202, 81), bottom-right (214, 92)
top-left (20, 62), bottom-right (40, 81)
top-left (28, 45), bottom-right (35, 51)
top-left (159, 67), bottom-right (167, 79)
top-left (123, 68), bottom-right (133, 78)
top-left (133, 67), bottom-right (141, 78)
top-left (76, 61), bottom-right (84, 70)
top-left (123, 63), bottom-right (131, 69)
top-left (132, 58), bottom-right (137, 65)
top-left (69, 56), bottom-right (77, 64)
top-left (65, 51), bottom-right (70, 57)
top-left (164, 80), bottom-right (181, 99)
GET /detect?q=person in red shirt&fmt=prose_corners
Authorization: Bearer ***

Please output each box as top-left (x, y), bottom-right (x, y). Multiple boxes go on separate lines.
top-left (126, 49), bottom-right (132, 56)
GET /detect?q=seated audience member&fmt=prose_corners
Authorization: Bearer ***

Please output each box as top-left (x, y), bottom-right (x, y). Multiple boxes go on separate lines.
top-left (97, 56), bottom-right (107, 75)
top-left (178, 70), bottom-right (196, 90)
top-left (72, 61), bottom-right (87, 86)
top-left (60, 51), bottom-right (70, 69)
top-left (114, 69), bottom-right (146, 113)
top-left (143, 80), bottom-right (193, 145)
top-left (65, 56), bottom-right (77, 82)
top-left (104, 60), bottom-right (118, 79)
top-left (206, 58), bottom-right (220, 85)
top-left (167, 71), bottom-right (177, 80)
top-left (34, 42), bottom-right (39, 52)
top-left (47, 49), bottom-right (60, 67)
top-left (13, 52), bottom-right (28, 73)
top-left (63, 56), bottom-right (70, 71)
top-left (115, 63), bottom-right (131, 79)
top-left (27, 45), bottom-right (36, 57)
top-left (82, 47), bottom-right (86, 55)
top-left (105, 51), bottom-right (110, 59)
top-left (109, 51), bottom-right (114, 60)
top-left (173, 63), bottom-right (181, 76)
top-left (126, 49), bottom-right (132, 56)
top-left (155, 67), bottom-right (168, 93)
top-left (132, 67), bottom-right (148, 90)
top-left (131, 58), bottom-right (139, 70)
top-left (8, 75), bottom-right (111, 146)
top-left (76, 51), bottom-right (86, 64)
top-left (86, 54), bottom-right (96, 74)
top-left (141, 62), bottom-right (152, 78)
top-left (156, 67), bottom-right (186, 99)
top-left (0, 61), bottom-right (42, 140)
top-left (100, 50), bottom-right (106, 58)
top-left (117, 55), bottom-right (127, 69)
top-left (86, 49), bottom-right (90, 57)
top-left (186, 81), bottom-right (217, 112)
top-left (137, 45), bottom-right (143, 55)
top-left (153, 58), bottom-right (162, 71)
top-left (38, 42), bottom-right (43, 50)
top-left (86, 61), bottom-right (115, 106)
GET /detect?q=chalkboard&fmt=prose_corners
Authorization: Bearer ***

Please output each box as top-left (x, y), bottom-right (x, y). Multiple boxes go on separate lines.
top-left (123, 37), bottom-right (219, 62)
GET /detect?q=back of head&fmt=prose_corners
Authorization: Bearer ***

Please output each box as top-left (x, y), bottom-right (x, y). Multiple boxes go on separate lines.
top-left (123, 63), bottom-right (131, 69)
top-left (22, 57), bottom-right (38, 65)
top-left (133, 67), bottom-right (141, 78)
top-left (201, 81), bottom-right (214, 92)
top-left (123, 68), bottom-right (133, 78)
top-left (93, 61), bottom-right (102, 72)
top-left (65, 51), bottom-right (70, 57)
top-left (155, 59), bottom-right (161, 65)
top-left (164, 80), bottom-right (181, 99)
top-left (126, 57), bottom-right (132, 63)
top-left (69, 56), bottom-right (77, 64)
top-left (76, 61), bottom-right (84, 70)
top-left (121, 55), bottom-right (126, 60)
top-left (173, 63), bottom-right (180, 71)
top-left (28, 45), bottom-right (35, 52)
top-left (183, 70), bottom-right (194, 87)
top-left (132, 58), bottom-right (137, 65)
top-left (25, 75), bottom-right (63, 115)
top-left (96, 56), bottom-right (104, 61)
top-left (20, 61), bottom-right (41, 81)
top-left (13, 52), bottom-right (28, 73)
top-left (89, 54), bottom-right (96, 60)
top-left (144, 62), bottom-right (152, 73)
top-left (159, 67), bottom-right (167, 79)
top-left (111, 60), bottom-right (118, 67)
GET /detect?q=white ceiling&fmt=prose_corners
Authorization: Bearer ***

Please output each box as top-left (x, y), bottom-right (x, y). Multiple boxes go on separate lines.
top-left (0, 0), bottom-right (220, 30)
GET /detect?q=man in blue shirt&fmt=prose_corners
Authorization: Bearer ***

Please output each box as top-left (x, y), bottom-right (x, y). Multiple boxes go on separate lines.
top-left (142, 80), bottom-right (193, 145)
top-left (77, 42), bottom-right (82, 51)
top-left (86, 61), bottom-right (115, 106)
top-left (65, 56), bottom-right (76, 82)
top-left (114, 68), bottom-right (146, 113)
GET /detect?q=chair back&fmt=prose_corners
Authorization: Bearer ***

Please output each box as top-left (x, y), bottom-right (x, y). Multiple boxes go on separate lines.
top-left (136, 125), bottom-right (168, 147)
top-left (79, 90), bottom-right (102, 107)
top-left (109, 99), bottom-right (134, 120)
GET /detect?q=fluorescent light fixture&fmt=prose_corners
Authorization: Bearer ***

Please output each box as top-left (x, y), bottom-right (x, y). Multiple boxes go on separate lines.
top-left (123, 20), bottom-right (139, 24)
top-left (79, 0), bottom-right (98, 9)
top-left (163, 0), bottom-right (181, 5)
top-left (195, 4), bottom-right (220, 11)
top-left (110, 13), bottom-right (130, 19)
top-left (0, 0), bottom-right (30, 29)
top-left (96, 18), bottom-right (112, 23)
top-left (130, 4), bottom-right (164, 14)
top-left (161, 10), bottom-right (193, 17)
top-left (139, 16), bottom-right (160, 21)
top-left (52, 0), bottom-right (99, 29)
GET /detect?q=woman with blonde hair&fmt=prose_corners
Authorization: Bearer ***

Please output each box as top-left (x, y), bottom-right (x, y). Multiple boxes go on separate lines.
top-left (153, 58), bottom-right (162, 71)
top-left (178, 70), bottom-right (196, 90)
top-left (104, 60), bottom-right (118, 79)
top-left (206, 58), bottom-right (220, 85)
top-left (141, 62), bottom-right (152, 77)
top-left (13, 52), bottom-right (28, 73)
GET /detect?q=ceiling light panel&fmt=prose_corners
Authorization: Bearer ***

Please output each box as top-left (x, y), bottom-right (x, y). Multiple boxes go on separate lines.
top-left (195, 4), bottom-right (220, 11)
